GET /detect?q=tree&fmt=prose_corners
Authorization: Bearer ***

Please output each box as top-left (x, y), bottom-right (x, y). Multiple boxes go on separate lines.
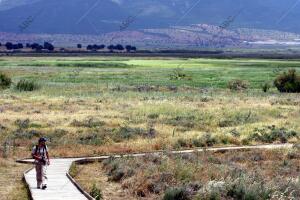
top-left (35, 45), bottom-right (43, 51)
top-left (30, 43), bottom-right (40, 50)
top-left (5, 42), bottom-right (13, 50)
top-left (77, 44), bottom-right (82, 49)
top-left (12, 44), bottom-right (19, 49)
top-left (44, 42), bottom-right (54, 51)
top-left (17, 43), bottom-right (23, 49)
top-left (26, 43), bottom-right (31, 48)
top-left (125, 45), bottom-right (137, 52)
top-left (115, 44), bottom-right (124, 51)
top-left (125, 45), bottom-right (132, 52)
top-left (107, 45), bottom-right (115, 52)
top-left (87, 45), bottom-right (93, 50)
top-left (131, 46), bottom-right (137, 51)
top-left (92, 44), bottom-right (99, 50)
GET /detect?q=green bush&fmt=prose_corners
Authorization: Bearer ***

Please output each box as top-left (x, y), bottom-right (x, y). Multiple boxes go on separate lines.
top-left (0, 72), bottom-right (12, 89)
top-left (248, 126), bottom-right (298, 143)
top-left (90, 183), bottom-right (102, 200)
top-left (113, 126), bottom-right (148, 141)
top-left (15, 119), bottom-right (30, 129)
top-left (226, 175), bottom-right (272, 200)
top-left (69, 163), bottom-right (78, 177)
top-left (78, 133), bottom-right (105, 145)
top-left (261, 82), bottom-right (271, 93)
top-left (274, 69), bottom-right (300, 93)
top-left (15, 79), bottom-right (40, 91)
top-left (163, 187), bottom-right (190, 200)
top-left (175, 138), bottom-right (190, 148)
top-left (169, 68), bottom-right (192, 81)
top-left (103, 159), bottom-right (135, 182)
top-left (71, 117), bottom-right (105, 128)
top-left (227, 79), bottom-right (249, 91)
top-left (192, 133), bottom-right (218, 147)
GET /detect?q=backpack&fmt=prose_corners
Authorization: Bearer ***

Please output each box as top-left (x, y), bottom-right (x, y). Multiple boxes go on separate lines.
top-left (33, 145), bottom-right (48, 158)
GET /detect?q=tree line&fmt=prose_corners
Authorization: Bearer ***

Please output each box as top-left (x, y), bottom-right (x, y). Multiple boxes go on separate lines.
top-left (81, 44), bottom-right (137, 52)
top-left (0, 42), bottom-right (137, 52)
top-left (1, 42), bottom-right (54, 51)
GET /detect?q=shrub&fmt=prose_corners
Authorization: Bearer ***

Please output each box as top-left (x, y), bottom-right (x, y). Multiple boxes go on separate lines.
top-left (78, 133), bottom-right (105, 145)
top-left (15, 79), bottom-right (40, 91)
top-left (261, 82), bottom-right (271, 93)
top-left (175, 138), bottom-right (190, 148)
top-left (103, 159), bottom-right (135, 182)
top-left (227, 79), bottom-right (249, 91)
top-left (148, 113), bottom-right (159, 119)
top-left (69, 163), bottom-right (78, 177)
top-left (13, 129), bottom-right (41, 139)
top-left (219, 110), bottom-right (255, 127)
top-left (167, 116), bottom-right (196, 128)
top-left (163, 187), bottom-right (190, 200)
top-left (0, 72), bottom-right (12, 89)
top-left (169, 68), bottom-right (192, 81)
top-left (15, 119), bottom-right (30, 129)
top-left (192, 133), bottom-right (218, 147)
top-left (226, 175), bottom-right (272, 200)
top-left (90, 183), bottom-right (102, 200)
top-left (274, 69), bottom-right (300, 93)
top-left (248, 126), bottom-right (298, 143)
top-left (113, 126), bottom-right (148, 141)
top-left (71, 117), bottom-right (105, 128)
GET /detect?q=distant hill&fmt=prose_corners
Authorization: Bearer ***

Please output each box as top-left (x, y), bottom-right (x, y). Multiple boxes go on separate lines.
top-left (1, 0), bottom-right (300, 35)
top-left (1, 24), bottom-right (300, 49)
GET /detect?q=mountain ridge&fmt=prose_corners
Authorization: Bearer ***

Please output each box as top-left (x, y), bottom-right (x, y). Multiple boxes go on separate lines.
top-left (0, 0), bottom-right (300, 35)
top-left (1, 23), bottom-right (300, 48)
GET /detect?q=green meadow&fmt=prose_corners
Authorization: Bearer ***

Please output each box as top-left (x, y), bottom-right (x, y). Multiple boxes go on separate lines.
top-left (1, 57), bottom-right (300, 97)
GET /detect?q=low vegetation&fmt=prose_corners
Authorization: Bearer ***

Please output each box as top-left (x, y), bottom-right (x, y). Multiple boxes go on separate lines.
top-left (0, 72), bottom-right (12, 89)
top-left (261, 82), bottom-right (271, 92)
top-left (15, 79), bottom-right (40, 91)
top-left (90, 183), bottom-right (103, 200)
top-left (0, 158), bottom-right (30, 200)
top-left (274, 69), bottom-right (300, 93)
top-left (0, 57), bottom-right (298, 158)
top-left (227, 79), bottom-right (249, 91)
top-left (74, 148), bottom-right (300, 200)
top-left (0, 56), bottom-right (299, 199)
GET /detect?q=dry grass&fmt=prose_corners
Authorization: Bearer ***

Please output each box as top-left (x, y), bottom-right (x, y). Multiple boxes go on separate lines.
top-left (74, 148), bottom-right (300, 199)
top-left (0, 158), bottom-right (30, 200)
top-left (0, 91), bottom-right (299, 157)
top-left (73, 162), bottom-right (137, 200)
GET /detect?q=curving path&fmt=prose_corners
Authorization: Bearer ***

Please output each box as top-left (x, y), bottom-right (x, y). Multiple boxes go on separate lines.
top-left (18, 143), bottom-right (294, 200)
top-left (22, 159), bottom-right (88, 200)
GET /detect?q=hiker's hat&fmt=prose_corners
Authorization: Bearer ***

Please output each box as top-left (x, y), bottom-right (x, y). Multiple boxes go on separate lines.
top-left (38, 137), bottom-right (47, 143)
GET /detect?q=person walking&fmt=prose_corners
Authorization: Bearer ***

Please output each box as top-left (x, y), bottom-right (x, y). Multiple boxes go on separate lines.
top-left (32, 137), bottom-right (50, 189)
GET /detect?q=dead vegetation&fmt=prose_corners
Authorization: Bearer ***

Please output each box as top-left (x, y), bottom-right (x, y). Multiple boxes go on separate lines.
top-left (74, 148), bottom-right (300, 200)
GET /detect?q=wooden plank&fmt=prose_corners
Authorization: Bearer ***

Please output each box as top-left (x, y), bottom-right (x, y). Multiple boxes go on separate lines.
top-left (24, 159), bottom-right (88, 200)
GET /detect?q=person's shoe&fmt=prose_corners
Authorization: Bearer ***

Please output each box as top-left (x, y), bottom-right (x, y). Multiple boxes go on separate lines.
top-left (42, 185), bottom-right (47, 190)
top-left (37, 186), bottom-right (40, 189)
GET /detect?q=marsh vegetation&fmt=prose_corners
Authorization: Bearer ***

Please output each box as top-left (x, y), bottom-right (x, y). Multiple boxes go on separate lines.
top-left (0, 56), bottom-right (299, 199)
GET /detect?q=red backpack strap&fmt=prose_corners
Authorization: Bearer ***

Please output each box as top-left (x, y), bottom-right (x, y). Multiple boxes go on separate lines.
top-left (35, 145), bottom-right (39, 155)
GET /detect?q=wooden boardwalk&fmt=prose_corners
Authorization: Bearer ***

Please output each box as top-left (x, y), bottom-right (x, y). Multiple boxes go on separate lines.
top-left (23, 159), bottom-right (88, 200)
top-left (19, 143), bottom-right (294, 200)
